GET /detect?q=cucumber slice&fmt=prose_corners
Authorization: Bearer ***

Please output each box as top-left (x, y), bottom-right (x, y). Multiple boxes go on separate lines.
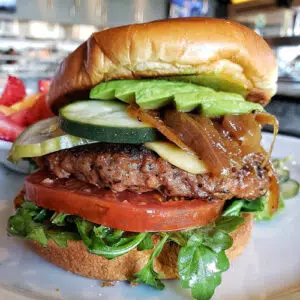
top-left (60, 101), bottom-right (157, 143)
top-left (280, 180), bottom-right (300, 200)
top-left (9, 117), bottom-right (95, 162)
top-left (272, 158), bottom-right (290, 183)
top-left (278, 169), bottom-right (290, 184)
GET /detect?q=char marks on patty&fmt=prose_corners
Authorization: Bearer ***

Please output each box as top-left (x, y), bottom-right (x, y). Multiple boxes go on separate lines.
top-left (40, 143), bottom-right (270, 201)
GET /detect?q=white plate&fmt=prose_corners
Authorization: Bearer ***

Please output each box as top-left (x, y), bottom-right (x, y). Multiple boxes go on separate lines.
top-left (0, 133), bottom-right (300, 300)
top-left (0, 141), bottom-right (31, 174)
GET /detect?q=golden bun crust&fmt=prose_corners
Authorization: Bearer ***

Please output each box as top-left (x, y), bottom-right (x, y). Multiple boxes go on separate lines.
top-left (48, 18), bottom-right (277, 113)
top-left (28, 214), bottom-right (253, 281)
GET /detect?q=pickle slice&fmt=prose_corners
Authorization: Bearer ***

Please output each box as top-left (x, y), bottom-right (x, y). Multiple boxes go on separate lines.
top-left (9, 117), bottom-right (95, 162)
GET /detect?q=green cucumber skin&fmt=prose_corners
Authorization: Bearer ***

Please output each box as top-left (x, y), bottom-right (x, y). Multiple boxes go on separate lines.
top-left (59, 116), bottom-right (158, 144)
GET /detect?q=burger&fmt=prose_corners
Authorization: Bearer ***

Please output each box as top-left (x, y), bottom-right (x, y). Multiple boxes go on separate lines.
top-left (7, 18), bottom-right (279, 300)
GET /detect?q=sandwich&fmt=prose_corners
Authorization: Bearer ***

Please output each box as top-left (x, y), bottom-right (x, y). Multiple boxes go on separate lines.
top-left (7, 18), bottom-right (279, 300)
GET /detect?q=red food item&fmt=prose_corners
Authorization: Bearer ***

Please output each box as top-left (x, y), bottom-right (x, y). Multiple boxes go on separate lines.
top-left (25, 170), bottom-right (225, 232)
top-left (9, 109), bottom-right (29, 127)
top-left (0, 76), bottom-right (26, 106)
top-left (10, 94), bottom-right (54, 127)
top-left (38, 79), bottom-right (51, 93)
top-left (0, 112), bottom-right (24, 142)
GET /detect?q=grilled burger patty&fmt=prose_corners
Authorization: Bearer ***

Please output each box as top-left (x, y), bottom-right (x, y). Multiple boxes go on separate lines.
top-left (39, 143), bottom-right (271, 201)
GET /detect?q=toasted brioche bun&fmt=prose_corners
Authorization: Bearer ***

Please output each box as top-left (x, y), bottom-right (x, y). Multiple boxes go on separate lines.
top-left (28, 214), bottom-right (253, 281)
top-left (48, 18), bottom-right (277, 113)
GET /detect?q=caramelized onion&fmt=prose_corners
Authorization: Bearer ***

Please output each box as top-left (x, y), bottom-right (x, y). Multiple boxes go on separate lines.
top-left (127, 104), bottom-right (192, 152)
top-left (222, 114), bottom-right (262, 155)
top-left (268, 173), bottom-right (280, 215)
top-left (164, 110), bottom-right (231, 175)
top-left (255, 112), bottom-right (279, 167)
top-left (214, 122), bottom-right (242, 168)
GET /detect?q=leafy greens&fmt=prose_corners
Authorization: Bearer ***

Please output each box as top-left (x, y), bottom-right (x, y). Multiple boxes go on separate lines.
top-left (8, 200), bottom-right (247, 300)
top-left (222, 157), bottom-right (300, 221)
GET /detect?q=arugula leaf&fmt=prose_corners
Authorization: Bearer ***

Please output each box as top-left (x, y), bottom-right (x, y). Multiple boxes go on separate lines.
top-left (50, 212), bottom-right (70, 226)
top-left (241, 198), bottom-right (265, 212)
top-left (202, 229), bottom-right (233, 253)
top-left (133, 233), bottom-right (169, 290)
top-left (33, 209), bottom-right (47, 222)
top-left (137, 233), bottom-right (154, 251)
top-left (254, 194), bottom-right (285, 221)
top-left (168, 232), bottom-right (187, 247)
top-left (90, 232), bottom-right (147, 259)
top-left (21, 201), bottom-right (40, 211)
top-left (46, 231), bottom-right (80, 248)
top-left (74, 218), bottom-right (94, 247)
top-left (178, 241), bottom-right (229, 300)
top-left (26, 226), bottom-right (48, 246)
top-left (215, 216), bottom-right (245, 233)
top-left (222, 198), bottom-right (264, 217)
top-left (222, 200), bottom-right (244, 216)
top-left (93, 225), bottom-right (124, 245)
top-left (8, 203), bottom-right (80, 248)
top-left (8, 203), bottom-right (47, 245)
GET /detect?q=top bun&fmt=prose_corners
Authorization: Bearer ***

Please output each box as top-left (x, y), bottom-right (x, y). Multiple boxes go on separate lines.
top-left (48, 18), bottom-right (278, 113)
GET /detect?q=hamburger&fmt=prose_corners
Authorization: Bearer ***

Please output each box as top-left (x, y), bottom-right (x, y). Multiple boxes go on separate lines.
top-left (7, 18), bottom-right (279, 300)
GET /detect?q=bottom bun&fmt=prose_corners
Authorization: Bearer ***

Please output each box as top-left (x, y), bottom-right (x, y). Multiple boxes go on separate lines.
top-left (28, 214), bottom-right (253, 281)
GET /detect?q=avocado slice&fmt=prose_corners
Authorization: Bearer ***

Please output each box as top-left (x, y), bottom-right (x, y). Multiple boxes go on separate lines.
top-left (90, 79), bottom-right (263, 117)
top-left (174, 93), bottom-right (264, 117)
top-left (164, 74), bottom-right (247, 95)
top-left (90, 79), bottom-right (213, 109)
top-left (134, 80), bottom-right (212, 109)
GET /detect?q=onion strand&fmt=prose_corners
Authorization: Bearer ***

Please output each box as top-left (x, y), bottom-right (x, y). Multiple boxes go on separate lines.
top-left (255, 112), bottom-right (279, 167)
top-left (268, 173), bottom-right (280, 215)
top-left (127, 104), bottom-right (192, 152)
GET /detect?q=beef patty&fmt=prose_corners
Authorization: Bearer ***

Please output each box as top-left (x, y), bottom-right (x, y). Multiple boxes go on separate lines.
top-left (40, 143), bottom-right (271, 201)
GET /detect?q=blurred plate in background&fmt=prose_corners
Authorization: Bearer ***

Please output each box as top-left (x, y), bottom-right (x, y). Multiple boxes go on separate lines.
top-left (0, 140), bottom-right (30, 174)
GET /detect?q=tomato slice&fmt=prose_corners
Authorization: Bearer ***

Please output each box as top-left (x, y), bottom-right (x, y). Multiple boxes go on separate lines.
top-left (25, 171), bottom-right (225, 232)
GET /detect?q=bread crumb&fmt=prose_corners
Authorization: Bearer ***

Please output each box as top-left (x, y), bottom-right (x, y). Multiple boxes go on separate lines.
top-left (130, 281), bottom-right (140, 287)
top-left (101, 281), bottom-right (115, 287)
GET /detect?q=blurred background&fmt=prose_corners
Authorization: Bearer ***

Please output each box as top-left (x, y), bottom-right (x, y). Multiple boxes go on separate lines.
top-left (0, 0), bottom-right (299, 136)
